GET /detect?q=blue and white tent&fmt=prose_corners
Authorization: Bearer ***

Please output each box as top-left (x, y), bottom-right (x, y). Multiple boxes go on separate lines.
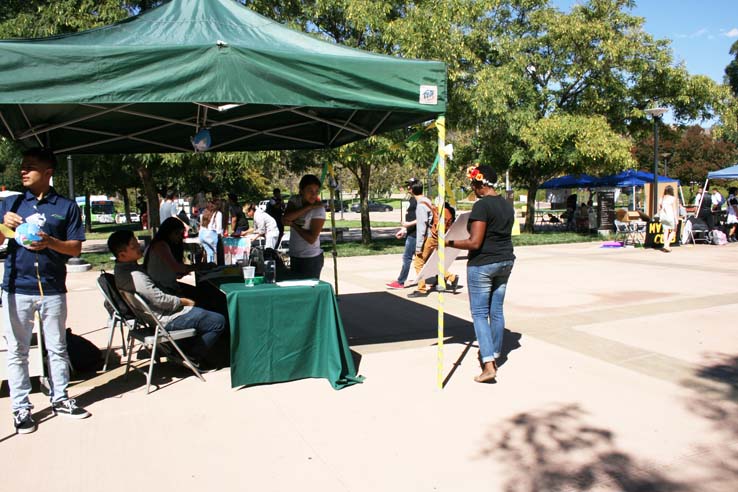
top-left (707, 164), bottom-right (738, 179)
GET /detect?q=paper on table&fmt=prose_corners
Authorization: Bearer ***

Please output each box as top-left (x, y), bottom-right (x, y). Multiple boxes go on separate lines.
top-left (276, 279), bottom-right (319, 287)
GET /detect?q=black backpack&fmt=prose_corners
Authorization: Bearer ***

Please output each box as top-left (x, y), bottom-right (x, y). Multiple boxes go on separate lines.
top-left (65, 328), bottom-right (102, 373)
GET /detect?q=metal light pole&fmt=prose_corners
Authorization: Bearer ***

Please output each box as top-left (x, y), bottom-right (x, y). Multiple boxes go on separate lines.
top-left (660, 152), bottom-right (671, 177)
top-left (67, 155), bottom-right (74, 198)
top-left (645, 107), bottom-right (667, 217)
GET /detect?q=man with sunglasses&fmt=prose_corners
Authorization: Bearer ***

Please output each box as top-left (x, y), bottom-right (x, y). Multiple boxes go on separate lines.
top-left (0, 148), bottom-right (89, 435)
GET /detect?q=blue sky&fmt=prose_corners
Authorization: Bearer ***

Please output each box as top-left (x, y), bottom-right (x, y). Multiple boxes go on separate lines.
top-left (555, 0), bottom-right (738, 84)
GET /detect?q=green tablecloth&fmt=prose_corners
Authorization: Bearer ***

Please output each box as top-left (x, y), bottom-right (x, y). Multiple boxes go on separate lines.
top-left (217, 280), bottom-right (363, 389)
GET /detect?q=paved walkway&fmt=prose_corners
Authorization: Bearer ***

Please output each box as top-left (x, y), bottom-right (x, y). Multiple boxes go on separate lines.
top-left (1, 241), bottom-right (737, 492)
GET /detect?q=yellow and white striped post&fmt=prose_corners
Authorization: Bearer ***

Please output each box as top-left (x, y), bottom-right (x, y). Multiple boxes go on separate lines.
top-left (436, 115), bottom-right (446, 389)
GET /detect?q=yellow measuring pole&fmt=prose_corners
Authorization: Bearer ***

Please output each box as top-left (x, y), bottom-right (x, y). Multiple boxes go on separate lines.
top-left (436, 115), bottom-right (446, 389)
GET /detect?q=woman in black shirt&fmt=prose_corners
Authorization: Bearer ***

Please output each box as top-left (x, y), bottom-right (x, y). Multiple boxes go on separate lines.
top-left (446, 164), bottom-right (515, 383)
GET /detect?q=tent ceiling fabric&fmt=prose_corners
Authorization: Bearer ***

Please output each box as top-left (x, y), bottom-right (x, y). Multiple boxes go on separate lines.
top-left (0, 0), bottom-right (446, 154)
top-left (707, 164), bottom-right (738, 179)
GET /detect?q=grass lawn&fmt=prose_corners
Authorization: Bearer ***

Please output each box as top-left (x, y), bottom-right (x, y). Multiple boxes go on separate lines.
top-left (80, 230), bottom-right (599, 272)
top-left (84, 223), bottom-right (150, 240)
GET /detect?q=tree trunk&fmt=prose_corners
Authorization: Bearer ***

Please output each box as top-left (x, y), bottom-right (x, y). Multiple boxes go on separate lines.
top-left (138, 165), bottom-right (159, 231)
top-left (120, 187), bottom-right (131, 223)
top-left (524, 183), bottom-right (538, 233)
top-left (358, 162), bottom-right (371, 244)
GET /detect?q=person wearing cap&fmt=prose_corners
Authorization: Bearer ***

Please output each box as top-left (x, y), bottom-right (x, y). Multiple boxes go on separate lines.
top-left (0, 148), bottom-right (91, 434)
top-left (445, 164), bottom-right (515, 383)
top-left (386, 178), bottom-right (420, 289)
top-left (407, 184), bottom-right (459, 298)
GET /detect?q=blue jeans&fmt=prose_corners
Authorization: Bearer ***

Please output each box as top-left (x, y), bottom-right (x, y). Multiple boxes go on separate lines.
top-left (397, 235), bottom-right (416, 284)
top-left (165, 307), bottom-right (225, 360)
top-left (2, 291), bottom-right (70, 411)
top-left (199, 229), bottom-right (218, 263)
top-left (466, 260), bottom-right (514, 363)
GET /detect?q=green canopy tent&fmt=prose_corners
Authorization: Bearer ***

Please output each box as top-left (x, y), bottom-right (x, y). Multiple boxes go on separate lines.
top-left (0, 0), bottom-right (452, 388)
top-left (0, 0), bottom-right (446, 154)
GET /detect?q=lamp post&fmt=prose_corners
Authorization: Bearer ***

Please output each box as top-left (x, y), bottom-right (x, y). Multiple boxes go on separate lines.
top-left (645, 107), bottom-right (667, 217)
top-left (660, 152), bottom-right (671, 177)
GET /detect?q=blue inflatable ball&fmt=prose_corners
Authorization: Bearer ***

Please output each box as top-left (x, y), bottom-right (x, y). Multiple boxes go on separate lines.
top-left (15, 222), bottom-right (42, 248)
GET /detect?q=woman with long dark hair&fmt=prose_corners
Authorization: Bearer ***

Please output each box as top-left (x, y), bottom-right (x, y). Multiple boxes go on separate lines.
top-left (145, 217), bottom-right (195, 295)
top-left (445, 164), bottom-right (516, 383)
top-left (658, 185), bottom-right (678, 252)
top-left (198, 200), bottom-right (219, 263)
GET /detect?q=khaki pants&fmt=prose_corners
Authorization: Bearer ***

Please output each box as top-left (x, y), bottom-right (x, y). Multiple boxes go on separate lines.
top-left (413, 235), bottom-right (457, 293)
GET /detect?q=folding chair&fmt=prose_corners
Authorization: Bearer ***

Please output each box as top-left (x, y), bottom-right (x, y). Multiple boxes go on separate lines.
top-left (97, 272), bottom-right (138, 371)
top-left (613, 220), bottom-right (636, 246)
top-left (119, 291), bottom-right (204, 394)
top-left (631, 221), bottom-right (647, 246)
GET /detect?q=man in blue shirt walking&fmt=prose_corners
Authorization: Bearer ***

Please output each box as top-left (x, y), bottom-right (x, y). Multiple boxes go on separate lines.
top-left (0, 148), bottom-right (90, 434)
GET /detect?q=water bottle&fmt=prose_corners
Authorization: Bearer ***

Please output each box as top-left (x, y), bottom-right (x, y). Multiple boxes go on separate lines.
top-left (264, 260), bottom-right (276, 284)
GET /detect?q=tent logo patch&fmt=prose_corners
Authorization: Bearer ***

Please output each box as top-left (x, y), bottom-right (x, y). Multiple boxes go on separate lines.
top-left (419, 85), bottom-right (438, 105)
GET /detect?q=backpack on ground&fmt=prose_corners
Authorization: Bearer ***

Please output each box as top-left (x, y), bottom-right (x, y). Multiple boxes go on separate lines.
top-left (66, 328), bottom-right (102, 373)
top-left (710, 230), bottom-right (728, 245)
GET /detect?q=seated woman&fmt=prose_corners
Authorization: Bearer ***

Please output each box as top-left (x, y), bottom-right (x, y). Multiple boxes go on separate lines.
top-left (282, 174), bottom-right (326, 279)
top-left (145, 217), bottom-right (198, 296)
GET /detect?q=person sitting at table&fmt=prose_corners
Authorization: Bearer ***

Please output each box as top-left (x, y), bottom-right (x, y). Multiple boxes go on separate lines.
top-left (108, 230), bottom-right (225, 369)
top-left (283, 174), bottom-right (326, 279)
top-left (244, 203), bottom-right (280, 250)
top-left (145, 217), bottom-right (198, 297)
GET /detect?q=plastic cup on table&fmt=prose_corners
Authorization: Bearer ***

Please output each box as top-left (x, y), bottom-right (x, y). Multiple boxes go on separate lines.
top-left (242, 266), bottom-right (256, 286)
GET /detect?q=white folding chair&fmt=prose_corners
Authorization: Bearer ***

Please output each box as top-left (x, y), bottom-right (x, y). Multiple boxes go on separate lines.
top-left (120, 291), bottom-right (204, 394)
top-left (613, 220), bottom-right (635, 246)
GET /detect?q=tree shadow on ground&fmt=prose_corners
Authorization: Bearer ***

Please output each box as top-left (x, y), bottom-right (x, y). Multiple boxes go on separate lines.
top-left (338, 291), bottom-right (476, 346)
top-left (481, 404), bottom-right (686, 492)
top-left (681, 353), bottom-right (738, 491)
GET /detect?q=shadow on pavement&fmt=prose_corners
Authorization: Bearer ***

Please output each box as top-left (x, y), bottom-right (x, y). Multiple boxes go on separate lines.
top-left (338, 291), bottom-right (476, 346)
top-left (681, 354), bottom-right (738, 491)
top-left (481, 403), bottom-right (686, 492)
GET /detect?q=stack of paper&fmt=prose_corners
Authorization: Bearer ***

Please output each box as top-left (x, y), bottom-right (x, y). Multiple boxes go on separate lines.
top-left (276, 280), bottom-right (319, 287)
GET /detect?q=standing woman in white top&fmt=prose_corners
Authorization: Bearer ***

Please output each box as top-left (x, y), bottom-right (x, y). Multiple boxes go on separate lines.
top-left (198, 200), bottom-right (220, 263)
top-left (658, 185), bottom-right (678, 252)
top-left (283, 174), bottom-right (326, 279)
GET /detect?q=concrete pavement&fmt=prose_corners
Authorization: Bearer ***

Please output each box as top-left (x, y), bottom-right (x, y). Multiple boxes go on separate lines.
top-left (1, 241), bottom-right (737, 492)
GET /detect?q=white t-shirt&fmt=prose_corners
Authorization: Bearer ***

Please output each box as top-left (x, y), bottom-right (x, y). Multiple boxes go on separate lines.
top-left (207, 211), bottom-right (223, 234)
top-left (287, 196), bottom-right (325, 258)
top-left (727, 194), bottom-right (738, 224)
top-left (254, 208), bottom-right (278, 236)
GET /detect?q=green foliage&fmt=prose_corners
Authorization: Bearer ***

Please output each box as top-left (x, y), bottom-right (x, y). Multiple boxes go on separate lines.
top-left (0, 138), bottom-right (22, 190)
top-left (512, 114), bottom-right (635, 180)
top-left (634, 125), bottom-right (738, 185)
top-left (727, 40), bottom-right (738, 98)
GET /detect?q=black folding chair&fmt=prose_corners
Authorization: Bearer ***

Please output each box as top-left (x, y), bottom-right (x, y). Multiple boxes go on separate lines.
top-left (119, 291), bottom-right (204, 394)
top-left (97, 272), bottom-right (138, 371)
